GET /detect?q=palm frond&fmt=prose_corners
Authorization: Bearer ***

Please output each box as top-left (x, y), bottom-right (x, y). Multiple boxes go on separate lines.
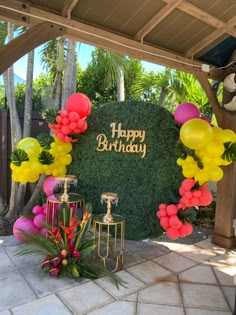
top-left (222, 142), bottom-right (236, 162)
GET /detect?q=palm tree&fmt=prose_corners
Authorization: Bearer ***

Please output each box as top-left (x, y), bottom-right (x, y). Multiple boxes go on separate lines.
top-left (40, 37), bottom-right (77, 109)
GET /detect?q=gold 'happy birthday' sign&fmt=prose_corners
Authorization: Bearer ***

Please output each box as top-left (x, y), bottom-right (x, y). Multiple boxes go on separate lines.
top-left (96, 122), bottom-right (147, 158)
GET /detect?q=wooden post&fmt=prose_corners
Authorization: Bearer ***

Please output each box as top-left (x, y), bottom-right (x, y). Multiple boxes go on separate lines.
top-left (195, 71), bottom-right (236, 249)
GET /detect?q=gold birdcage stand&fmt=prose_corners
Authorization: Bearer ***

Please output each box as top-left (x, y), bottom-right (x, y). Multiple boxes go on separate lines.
top-left (93, 192), bottom-right (125, 272)
top-left (45, 175), bottom-right (85, 226)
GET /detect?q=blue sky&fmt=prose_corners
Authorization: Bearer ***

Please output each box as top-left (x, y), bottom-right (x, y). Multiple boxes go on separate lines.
top-left (13, 43), bottom-right (164, 81)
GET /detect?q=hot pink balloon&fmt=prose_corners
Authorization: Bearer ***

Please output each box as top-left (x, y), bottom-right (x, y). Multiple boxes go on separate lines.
top-left (43, 176), bottom-right (62, 196)
top-left (33, 214), bottom-right (46, 229)
top-left (174, 102), bottom-right (200, 125)
top-left (13, 217), bottom-right (39, 241)
top-left (32, 205), bottom-right (44, 215)
top-left (66, 93), bottom-right (91, 119)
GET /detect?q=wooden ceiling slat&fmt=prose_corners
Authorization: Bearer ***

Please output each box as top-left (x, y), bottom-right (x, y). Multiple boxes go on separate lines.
top-left (186, 16), bottom-right (236, 58)
top-left (135, 0), bottom-right (183, 42)
top-left (163, 0), bottom-right (236, 37)
top-left (61, 0), bottom-right (79, 18)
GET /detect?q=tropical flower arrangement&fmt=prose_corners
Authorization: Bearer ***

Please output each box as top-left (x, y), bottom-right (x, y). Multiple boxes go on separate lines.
top-left (16, 202), bottom-right (123, 287)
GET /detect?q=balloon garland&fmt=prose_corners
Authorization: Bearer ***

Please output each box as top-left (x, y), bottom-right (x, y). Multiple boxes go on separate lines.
top-left (10, 93), bottom-right (91, 184)
top-left (157, 102), bottom-right (236, 240)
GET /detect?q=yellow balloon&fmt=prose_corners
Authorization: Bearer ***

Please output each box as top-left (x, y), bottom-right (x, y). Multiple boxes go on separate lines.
top-left (208, 166), bottom-right (223, 182)
top-left (221, 129), bottom-right (236, 143)
top-left (180, 118), bottom-right (213, 150)
top-left (206, 141), bottom-right (225, 157)
top-left (17, 137), bottom-right (41, 159)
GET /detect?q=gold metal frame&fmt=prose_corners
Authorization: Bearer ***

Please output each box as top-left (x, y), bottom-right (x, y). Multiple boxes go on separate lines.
top-left (46, 193), bottom-right (85, 226)
top-left (93, 214), bottom-right (125, 272)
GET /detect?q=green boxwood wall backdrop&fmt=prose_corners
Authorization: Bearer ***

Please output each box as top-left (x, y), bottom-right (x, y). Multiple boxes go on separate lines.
top-left (69, 101), bottom-right (183, 240)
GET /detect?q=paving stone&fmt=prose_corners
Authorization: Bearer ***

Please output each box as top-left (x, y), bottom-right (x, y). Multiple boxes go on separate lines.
top-left (213, 266), bottom-right (235, 286)
top-left (87, 300), bottom-right (136, 315)
top-left (127, 260), bottom-right (176, 285)
top-left (221, 285), bottom-right (235, 311)
top-left (194, 238), bottom-right (225, 255)
top-left (0, 247), bottom-right (16, 272)
top-left (185, 308), bottom-right (232, 315)
top-left (11, 294), bottom-right (72, 315)
top-left (123, 253), bottom-right (146, 268)
top-left (179, 265), bottom-right (218, 285)
top-left (19, 264), bottom-right (80, 298)
top-left (57, 281), bottom-right (114, 314)
top-left (124, 240), bottom-right (169, 259)
top-left (96, 270), bottom-right (146, 299)
top-left (153, 252), bottom-right (197, 273)
top-left (174, 245), bottom-right (216, 263)
top-left (137, 303), bottom-right (184, 315)
top-left (120, 293), bottom-right (138, 302)
top-left (4, 245), bottom-right (41, 268)
top-left (181, 283), bottom-right (229, 311)
top-left (138, 281), bottom-right (182, 306)
top-left (0, 269), bottom-right (36, 311)
top-left (0, 236), bottom-right (21, 247)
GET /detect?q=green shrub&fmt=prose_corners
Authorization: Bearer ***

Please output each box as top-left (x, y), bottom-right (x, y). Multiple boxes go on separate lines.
top-left (69, 101), bottom-right (183, 240)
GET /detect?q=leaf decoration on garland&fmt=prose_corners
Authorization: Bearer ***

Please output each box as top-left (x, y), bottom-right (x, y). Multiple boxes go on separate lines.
top-left (37, 133), bottom-right (55, 150)
top-left (11, 149), bottom-right (29, 166)
top-left (176, 141), bottom-right (204, 169)
top-left (38, 151), bottom-right (54, 165)
top-left (43, 108), bottom-right (58, 124)
top-left (178, 207), bottom-right (197, 224)
top-left (222, 141), bottom-right (236, 162)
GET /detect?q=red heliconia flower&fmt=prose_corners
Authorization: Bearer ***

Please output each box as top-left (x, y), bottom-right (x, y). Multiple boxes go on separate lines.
top-left (60, 217), bottom-right (80, 240)
top-left (48, 227), bottom-right (62, 243)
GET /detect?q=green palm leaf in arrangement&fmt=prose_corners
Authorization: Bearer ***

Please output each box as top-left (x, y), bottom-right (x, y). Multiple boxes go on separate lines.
top-left (38, 150), bottom-right (54, 165)
top-left (37, 133), bottom-right (55, 150)
top-left (43, 108), bottom-right (58, 124)
top-left (11, 149), bottom-right (29, 166)
top-left (222, 142), bottom-right (236, 162)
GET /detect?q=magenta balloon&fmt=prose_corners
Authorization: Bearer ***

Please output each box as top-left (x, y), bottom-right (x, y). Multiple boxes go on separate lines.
top-left (42, 176), bottom-right (62, 196)
top-left (66, 93), bottom-right (91, 119)
top-left (32, 205), bottom-right (44, 215)
top-left (33, 214), bottom-right (46, 229)
top-left (174, 102), bottom-right (200, 125)
top-left (13, 217), bottom-right (39, 241)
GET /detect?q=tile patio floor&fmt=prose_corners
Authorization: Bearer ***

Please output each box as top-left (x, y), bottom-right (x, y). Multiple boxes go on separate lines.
top-left (0, 231), bottom-right (236, 315)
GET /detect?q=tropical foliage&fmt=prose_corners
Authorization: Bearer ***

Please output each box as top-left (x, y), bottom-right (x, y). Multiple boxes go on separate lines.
top-left (16, 202), bottom-right (123, 287)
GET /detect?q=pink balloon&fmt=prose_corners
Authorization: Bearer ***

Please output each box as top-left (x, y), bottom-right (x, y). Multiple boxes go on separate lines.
top-left (174, 102), bottom-right (200, 125)
top-left (13, 217), bottom-right (39, 241)
top-left (40, 227), bottom-right (48, 237)
top-left (43, 176), bottom-right (62, 196)
top-left (33, 214), bottom-right (46, 229)
top-left (32, 205), bottom-right (44, 215)
top-left (66, 93), bottom-right (91, 119)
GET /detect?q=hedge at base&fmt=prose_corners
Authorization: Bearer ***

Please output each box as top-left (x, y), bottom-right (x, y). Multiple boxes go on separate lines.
top-left (69, 101), bottom-right (183, 240)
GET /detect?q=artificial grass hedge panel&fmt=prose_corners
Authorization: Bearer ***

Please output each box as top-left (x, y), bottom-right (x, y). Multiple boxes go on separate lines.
top-left (69, 101), bottom-right (183, 240)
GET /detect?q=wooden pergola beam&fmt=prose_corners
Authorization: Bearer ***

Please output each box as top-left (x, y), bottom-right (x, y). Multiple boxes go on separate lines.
top-left (135, 0), bottom-right (183, 42)
top-left (186, 16), bottom-right (236, 58)
top-left (0, 22), bottom-right (65, 74)
top-left (162, 0), bottom-right (236, 38)
top-left (61, 0), bottom-right (79, 18)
